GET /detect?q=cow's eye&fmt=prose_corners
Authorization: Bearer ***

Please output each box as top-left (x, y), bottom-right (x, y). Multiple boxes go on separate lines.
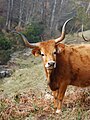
top-left (41, 53), bottom-right (44, 56)
top-left (41, 52), bottom-right (44, 56)
top-left (53, 51), bottom-right (57, 55)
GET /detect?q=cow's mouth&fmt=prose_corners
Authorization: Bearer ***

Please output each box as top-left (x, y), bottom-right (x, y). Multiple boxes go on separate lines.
top-left (46, 66), bottom-right (55, 70)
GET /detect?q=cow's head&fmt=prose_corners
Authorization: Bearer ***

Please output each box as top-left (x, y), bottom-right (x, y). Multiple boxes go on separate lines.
top-left (14, 19), bottom-right (71, 71)
top-left (31, 40), bottom-right (65, 71)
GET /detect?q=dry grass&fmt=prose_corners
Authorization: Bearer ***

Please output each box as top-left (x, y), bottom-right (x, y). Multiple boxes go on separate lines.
top-left (64, 30), bottom-right (90, 44)
top-left (0, 34), bottom-right (90, 120)
top-left (0, 85), bottom-right (90, 120)
top-left (78, 30), bottom-right (90, 39)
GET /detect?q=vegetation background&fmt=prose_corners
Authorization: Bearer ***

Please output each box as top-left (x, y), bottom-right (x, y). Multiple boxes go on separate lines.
top-left (0, 0), bottom-right (90, 119)
top-left (0, 0), bottom-right (90, 63)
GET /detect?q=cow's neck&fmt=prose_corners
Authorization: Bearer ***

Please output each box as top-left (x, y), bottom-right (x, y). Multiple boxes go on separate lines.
top-left (45, 68), bottom-right (59, 91)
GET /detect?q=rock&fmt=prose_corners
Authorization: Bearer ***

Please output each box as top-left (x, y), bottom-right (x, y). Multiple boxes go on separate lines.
top-left (44, 92), bottom-right (53, 100)
top-left (0, 71), bottom-right (6, 78)
top-left (5, 69), bottom-right (12, 77)
top-left (0, 69), bottom-right (12, 78)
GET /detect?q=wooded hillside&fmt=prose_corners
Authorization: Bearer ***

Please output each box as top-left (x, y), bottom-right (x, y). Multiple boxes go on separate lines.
top-left (0, 0), bottom-right (90, 37)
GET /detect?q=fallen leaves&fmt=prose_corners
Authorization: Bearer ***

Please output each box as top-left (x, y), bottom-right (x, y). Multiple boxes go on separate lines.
top-left (0, 87), bottom-right (90, 120)
top-left (0, 90), bottom-right (53, 120)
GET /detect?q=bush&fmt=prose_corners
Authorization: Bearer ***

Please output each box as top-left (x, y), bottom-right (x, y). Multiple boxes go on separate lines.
top-left (0, 32), bottom-right (12, 50)
top-left (0, 32), bottom-right (12, 64)
top-left (24, 22), bottom-right (44, 43)
top-left (0, 50), bottom-right (11, 65)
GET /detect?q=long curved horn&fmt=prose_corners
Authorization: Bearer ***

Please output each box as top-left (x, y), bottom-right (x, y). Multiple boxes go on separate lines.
top-left (82, 24), bottom-right (90, 42)
top-left (12, 31), bottom-right (39, 48)
top-left (55, 18), bottom-right (73, 43)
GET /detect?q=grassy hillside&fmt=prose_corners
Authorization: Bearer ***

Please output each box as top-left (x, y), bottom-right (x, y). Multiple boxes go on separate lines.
top-left (0, 49), bottom-right (46, 97)
top-left (0, 36), bottom-right (90, 120)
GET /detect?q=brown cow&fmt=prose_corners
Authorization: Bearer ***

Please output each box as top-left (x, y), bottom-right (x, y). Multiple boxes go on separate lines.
top-left (14, 19), bottom-right (90, 113)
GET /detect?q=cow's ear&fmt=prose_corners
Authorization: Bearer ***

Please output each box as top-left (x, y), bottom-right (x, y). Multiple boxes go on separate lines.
top-left (32, 47), bottom-right (41, 56)
top-left (56, 43), bottom-right (65, 53)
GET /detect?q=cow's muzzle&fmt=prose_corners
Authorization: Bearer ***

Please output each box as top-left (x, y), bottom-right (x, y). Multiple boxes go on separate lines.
top-left (45, 61), bottom-right (56, 70)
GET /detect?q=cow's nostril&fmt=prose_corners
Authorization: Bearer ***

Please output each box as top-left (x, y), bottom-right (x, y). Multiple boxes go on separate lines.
top-left (48, 62), bottom-right (51, 65)
top-left (52, 63), bottom-right (55, 66)
top-left (48, 62), bottom-right (55, 66)
top-left (53, 63), bottom-right (55, 66)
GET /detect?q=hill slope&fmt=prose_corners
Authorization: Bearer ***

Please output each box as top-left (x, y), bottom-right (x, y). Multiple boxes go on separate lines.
top-left (0, 45), bottom-right (90, 120)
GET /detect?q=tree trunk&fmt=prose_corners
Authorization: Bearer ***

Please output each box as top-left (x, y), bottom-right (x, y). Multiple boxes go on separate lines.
top-left (50, 0), bottom-right (57, 31)
top-left (6, 0), bottom-right (10, 29)
top-left (86, 2), bottom-right (90, 14)
top-left (18, 0), bottom-right (24, 27)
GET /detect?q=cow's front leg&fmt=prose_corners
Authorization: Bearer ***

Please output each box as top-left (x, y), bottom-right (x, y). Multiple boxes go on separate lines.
top-left (52, 90), bottom-right (58, 109)
top-left (56, 83), bottom-right (67, 114)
